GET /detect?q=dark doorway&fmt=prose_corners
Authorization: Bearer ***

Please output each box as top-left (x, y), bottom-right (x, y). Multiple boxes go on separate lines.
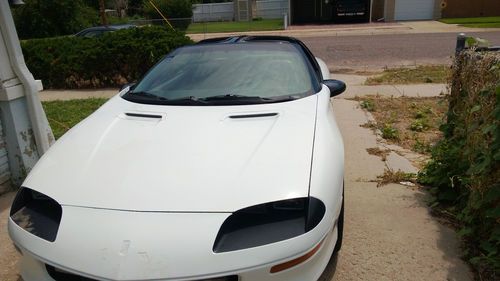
top-left (291, 0), bottom-right (318, 23)
top-left (291, 0), bottom-right (370, 24)
top-left (291, 0), bottom-right (335, 23)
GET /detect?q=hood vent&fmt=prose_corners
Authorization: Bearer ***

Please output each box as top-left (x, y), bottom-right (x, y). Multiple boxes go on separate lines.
top-left (125, 113), bottom-right (163, 119)
top-left (229, 113), bottom-right (278, 119)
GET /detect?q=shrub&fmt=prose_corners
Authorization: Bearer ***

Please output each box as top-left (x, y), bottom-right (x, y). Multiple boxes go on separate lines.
top-left (360, 99), bottom-right (376, 112)
top-left (143, 0), bottom-right (193, 30)
top-left (409, 118), bottom-right (429, 132)
top-left (413, 138), bottom-right (431, 154)
top-left (381, 124), bottom-right (399, 140)
top-left (22, 26), bottom-right (193, 89)
top-left (12, 0), bottom-right (98, 39)
top-left (418, 49), bottom-right (500, 278)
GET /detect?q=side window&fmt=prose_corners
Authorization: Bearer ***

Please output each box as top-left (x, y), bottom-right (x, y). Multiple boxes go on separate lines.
top-left (298, 43), bottom-right (323, 82)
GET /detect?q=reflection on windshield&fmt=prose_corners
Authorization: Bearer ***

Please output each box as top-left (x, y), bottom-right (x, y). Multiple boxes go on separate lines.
top-left (129, 43), bottom-right (315, 103)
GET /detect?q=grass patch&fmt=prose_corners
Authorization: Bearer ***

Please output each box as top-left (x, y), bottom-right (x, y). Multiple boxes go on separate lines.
top-left (461, 22), bottom-right (500, 28)
top-left (440, 17), bottom-right (500, 28)
top-left (355, 96), bottom-right (448, 155)
top-left (365, 65), bottom-right (450, 85)
top-left (43, 98), bottom-right (108, 139)
top-left (187, 19), bottom-right (283, 34)
top-left (360, 99), bottom-right (376, 111)
top-left (381, 124), bottom-right (400, 140)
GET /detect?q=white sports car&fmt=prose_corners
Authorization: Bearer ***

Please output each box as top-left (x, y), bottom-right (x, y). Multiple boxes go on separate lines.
top-left (8, 36), bottom-right (345, 281)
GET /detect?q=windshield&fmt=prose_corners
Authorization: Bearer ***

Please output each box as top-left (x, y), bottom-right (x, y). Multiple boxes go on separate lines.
top-left (124, 42), bottom-right (317, 105)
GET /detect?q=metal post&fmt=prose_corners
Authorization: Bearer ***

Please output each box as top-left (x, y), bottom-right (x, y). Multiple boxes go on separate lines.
top-left (456, 33), bottom-right (467, 53)
top-left (369, 0), bottom-right (373, 22)
top-left (0, 1), bottom-right (55, 184)
top-left (284, 12), bottom-right (288, 30)
top-left (0, 1), bottom-right (54, 155)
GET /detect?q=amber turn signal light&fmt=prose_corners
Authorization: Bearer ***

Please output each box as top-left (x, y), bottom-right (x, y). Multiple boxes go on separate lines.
top-left (270, 239), bottom-right (324, 273)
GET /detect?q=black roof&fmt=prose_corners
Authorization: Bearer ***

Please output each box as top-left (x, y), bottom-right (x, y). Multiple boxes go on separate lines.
top-left (197, 35), bottom-right (303, 45)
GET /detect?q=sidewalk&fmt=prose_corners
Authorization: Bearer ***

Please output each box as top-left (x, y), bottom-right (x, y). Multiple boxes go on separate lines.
top-left (39, 89), bottom-right (118, 101)
top-left (332, 73), bottom-right (447, 98)
top-left (38, 74), bottom-right (446, 102)
top-left (188, 20), bottom-right (500, 41)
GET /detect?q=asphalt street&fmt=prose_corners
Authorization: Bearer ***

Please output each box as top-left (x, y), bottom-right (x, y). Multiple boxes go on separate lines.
top-left (299, 31), bottom-right (500, 71)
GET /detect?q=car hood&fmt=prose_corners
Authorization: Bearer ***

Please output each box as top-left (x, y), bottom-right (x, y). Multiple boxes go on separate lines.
top-left (24, 94), bottom-right (319, 212)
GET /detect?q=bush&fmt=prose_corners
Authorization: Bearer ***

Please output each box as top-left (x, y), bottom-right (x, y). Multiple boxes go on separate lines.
top-left (381, 124), bottom-right (399, 140)
top-left (409, 118), bottom-right (429, 132)
top-left (419, 50), bottom-right (500, 278)
top-left (360, 99), bottom-right (375, 111)
top-left (143, 0), bottom-right (193, 18)
top-left (12, 0), bottom-right (98, 39)
top-left (22, 26), bottom-right (193, 89)
top-left (143, 0), bottom-right (193, 30)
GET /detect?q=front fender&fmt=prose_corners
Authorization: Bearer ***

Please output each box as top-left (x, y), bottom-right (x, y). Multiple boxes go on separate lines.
top-left (309, 86), bottom-right (344, 223)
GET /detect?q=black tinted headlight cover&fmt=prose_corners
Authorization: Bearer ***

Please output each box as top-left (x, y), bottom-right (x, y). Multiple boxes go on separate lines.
top-left (213, 197), bottom-right (325, 253)
top-left (10, 187), bottom-right (62, 242)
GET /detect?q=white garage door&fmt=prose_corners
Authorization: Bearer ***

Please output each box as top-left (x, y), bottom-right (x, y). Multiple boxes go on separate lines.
top-left (394, 0), bottom-right (435, 21)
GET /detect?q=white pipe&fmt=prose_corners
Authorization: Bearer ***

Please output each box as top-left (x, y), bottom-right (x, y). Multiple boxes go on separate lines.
top-left (0, 1), bottom-right (54, 155)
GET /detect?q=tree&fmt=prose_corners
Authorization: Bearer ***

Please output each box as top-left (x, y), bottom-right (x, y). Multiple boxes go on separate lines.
top-left (143, 0), bottom-right (193, 19)
top-left (99, 0), bottom-right (108, 25)
top-left (12, 0), bottom-right (99, 39)
top-left (114, 0), bottom-right (129, 18)
top-left (128, 0), bottom-right (144, 15)
top-left (143, 0), bottom-right (193, 30)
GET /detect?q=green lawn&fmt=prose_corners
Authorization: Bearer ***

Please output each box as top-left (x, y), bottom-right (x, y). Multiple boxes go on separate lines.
top-left (187, 19), bottom-right (283, 34)
top-left (440, 17), bottom-right (500, 28)
top-left (43, 98), bottom-right (108, 139)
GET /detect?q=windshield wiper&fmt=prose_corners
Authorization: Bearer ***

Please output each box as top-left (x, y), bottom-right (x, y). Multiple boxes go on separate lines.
top-left (202, 94), bottom-right (269, 101)
top-left (163, 96), bottom-right (208, 105)
top-left (200, 94), bottom-right (297, 104)
top-left (123, 92), bottom-right (299, 106)
top-left (125, 91), bottom-right (167, 101)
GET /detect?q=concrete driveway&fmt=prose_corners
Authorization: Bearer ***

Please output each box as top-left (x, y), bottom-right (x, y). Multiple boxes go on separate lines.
top-left (0, 192), bottom-right (20, 281)
top-left (319, 98), bottom-right (472, 281)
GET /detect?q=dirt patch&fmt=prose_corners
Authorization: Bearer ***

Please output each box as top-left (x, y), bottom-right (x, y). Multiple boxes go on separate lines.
top-left (354, 96), bottom-right (448, 156)
top-left (376, 169), bottom-right (417, 187)
top-left (366, 147), bottom-right (391, 161)
top-left (365, 65), bottom-right (450, 85)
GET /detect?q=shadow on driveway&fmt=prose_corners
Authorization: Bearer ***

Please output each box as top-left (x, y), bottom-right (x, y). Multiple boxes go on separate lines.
top-left (319, 252), bottom-right (340, 281)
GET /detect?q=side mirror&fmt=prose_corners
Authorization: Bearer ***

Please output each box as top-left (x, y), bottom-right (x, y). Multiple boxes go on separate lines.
top-left (323, 79), bottom-right (346, 97)
top-left (120, 82), bottom-right (136, 92)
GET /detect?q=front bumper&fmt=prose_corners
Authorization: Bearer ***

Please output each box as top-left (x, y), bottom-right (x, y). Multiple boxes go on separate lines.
top-left (10, 205), bottom-right (338, 281)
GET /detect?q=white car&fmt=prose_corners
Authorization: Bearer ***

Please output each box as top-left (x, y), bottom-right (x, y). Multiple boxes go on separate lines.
top-left (8, 36), bottom-right (346, 281)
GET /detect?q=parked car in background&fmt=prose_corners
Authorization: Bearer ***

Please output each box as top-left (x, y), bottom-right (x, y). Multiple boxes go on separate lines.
top-left (9, 36), bottom-right (346, 281)
top-left (74, 23), bottom-right (136, 38)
